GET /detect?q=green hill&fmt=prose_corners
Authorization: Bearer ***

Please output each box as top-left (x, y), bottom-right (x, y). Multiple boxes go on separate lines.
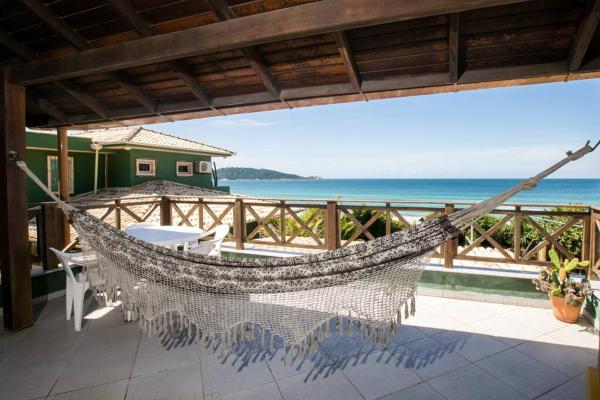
top-left (217, 167), bottom-right (317, 180)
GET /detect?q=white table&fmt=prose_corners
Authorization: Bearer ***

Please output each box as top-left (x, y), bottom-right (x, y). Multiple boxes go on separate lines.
top-left (125, 224), bottom-right (206, 249)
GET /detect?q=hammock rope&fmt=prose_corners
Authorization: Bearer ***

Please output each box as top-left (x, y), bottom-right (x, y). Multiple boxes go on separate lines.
top-left (15, 141), bottom-right (597, 360)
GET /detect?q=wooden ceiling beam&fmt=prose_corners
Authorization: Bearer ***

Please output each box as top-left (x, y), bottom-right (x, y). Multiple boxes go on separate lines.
top-left (18, 0), bottom-right (159, 116)
top-left (10, 0), bottom-right (531, 85)
top-left (108, 0), bottom-right (216, 112)
top-left (448, 13), bottom-right (461, 83)
top-left (334, 31), bottom-right (363, 96)
top-left (207, 0), bottom-right (284, 102)
top-left (38, 58), bottom-right (600, 128)
top-left (0, 27), bottom-right (69, 124)
top-left (568, 0), bottom-right (600, 71)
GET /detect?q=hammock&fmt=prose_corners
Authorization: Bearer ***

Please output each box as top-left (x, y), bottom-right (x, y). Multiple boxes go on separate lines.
top-left (17, 141), bottom-right (597, 360)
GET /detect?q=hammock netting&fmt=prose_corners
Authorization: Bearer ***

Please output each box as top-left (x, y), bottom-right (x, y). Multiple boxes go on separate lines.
top-left (17, 141), bottom-right (597, 360)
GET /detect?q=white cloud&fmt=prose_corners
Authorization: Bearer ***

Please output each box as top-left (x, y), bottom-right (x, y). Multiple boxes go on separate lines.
top-left (212, 118), bottom-right (278, 127)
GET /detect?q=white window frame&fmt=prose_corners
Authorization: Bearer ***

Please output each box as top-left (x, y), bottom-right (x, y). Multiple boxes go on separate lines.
top-left (47, 156), bottom-right (74, 194)
top-left (176, 161), bottom-right (193, 177)
top-left (136, 159), bottom-right (156, 177)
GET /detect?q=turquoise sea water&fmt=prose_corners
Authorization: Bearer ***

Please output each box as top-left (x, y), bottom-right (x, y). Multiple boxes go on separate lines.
top-left (224, 179), bottom-right (600, 206)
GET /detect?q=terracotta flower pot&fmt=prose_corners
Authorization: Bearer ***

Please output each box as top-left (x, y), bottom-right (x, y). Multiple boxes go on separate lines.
top-left (549, 294), bottom-right (583, 323)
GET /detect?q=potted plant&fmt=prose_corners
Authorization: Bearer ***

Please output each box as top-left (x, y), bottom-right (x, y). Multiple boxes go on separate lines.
top-left (533, 249), bottom-right (592, 323)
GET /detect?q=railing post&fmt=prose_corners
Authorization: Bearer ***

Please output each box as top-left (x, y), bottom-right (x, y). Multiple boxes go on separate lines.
top-left (234, 198), bottom-right (245, 250)
top-left (198, 198), bottom-right (203, 229)
top-left (41, 202), bottom-right (62, 270)
top-left (443, 203), bottom-right (455, 268)
top-left (513, 205), bottom-right (522, 263)
top-left (385, 202), bottom-right (391, 235)
top-left (114, 199), bottom-right (121, 230)
top-left (325, 201), bottom-right (340, 250)
top-left (583, 208), bottom-right (592, 278)
top-left (279, 200), bottom-right (285, 244)
top-left (160, 196), bottom-right (171, 226)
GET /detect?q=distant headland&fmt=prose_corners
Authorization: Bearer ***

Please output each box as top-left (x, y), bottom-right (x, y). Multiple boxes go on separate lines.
top-left (217, 167), bottom-right (321, 180)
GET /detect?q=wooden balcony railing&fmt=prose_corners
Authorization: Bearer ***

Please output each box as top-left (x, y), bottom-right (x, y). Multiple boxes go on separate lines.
top-left (33, 196), bottom-right (599, 278)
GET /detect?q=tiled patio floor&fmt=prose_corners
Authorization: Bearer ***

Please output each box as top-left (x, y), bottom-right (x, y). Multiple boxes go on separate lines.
top-left (0, 295), bottom-right (596, 400)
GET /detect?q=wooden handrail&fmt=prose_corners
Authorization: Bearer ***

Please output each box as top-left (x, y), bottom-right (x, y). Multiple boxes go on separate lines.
top-left (33, 195), bottom-right (597, 270)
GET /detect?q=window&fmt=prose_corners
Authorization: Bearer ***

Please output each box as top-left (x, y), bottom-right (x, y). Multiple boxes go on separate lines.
top-left (47, 156), bottom-right (74, 194)
top-left (176, 161), bottom-right (193, 177)
top-left (136, 159), bottom-right (156, 176)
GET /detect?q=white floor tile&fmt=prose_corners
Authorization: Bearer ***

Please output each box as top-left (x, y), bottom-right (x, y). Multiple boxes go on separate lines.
top-left (514, 340), bottom-right (596, 378)
top-left (390, 336), bottom-right (469, 380)
top-left (428, 363), bottom-right (528, 400)
top-left (466, 314), bottom-right (545, 347)
top-left (48, 379), bottom-right (128, 400)
top-left (536, 377), bottom-right (587, 400)
top-left (475, 348), bottom-right (569, 399)
top-left (52, 347), bottom-right (137, 394)
top-left (432, 330), bottom-right (508, 362)
top-left (545, 322), bottom-right (598, 354)
top-left (74, 323), bottom-right (140, 357)
top-left (0, 360), bottom-right (66, 400)
top-left (277, 369), bottom-right (363, 400)
top-left (378, 382), bottom-right (445, 400)
top-left (132, 337), bottom-right (198, 377)
top-left (200, 344), bottom-right (274, 399)
top-left (340, 349), bottom-right (422, 400)
top-left (212, 382), bottom-right (283, 400)
top-left (126, 365), bottom-right (203, 400)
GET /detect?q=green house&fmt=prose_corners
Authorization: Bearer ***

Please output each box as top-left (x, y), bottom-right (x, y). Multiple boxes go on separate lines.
top-left (26, 127), bottom-right (234, 205)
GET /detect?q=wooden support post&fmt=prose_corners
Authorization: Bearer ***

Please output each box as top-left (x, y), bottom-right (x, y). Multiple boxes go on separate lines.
top-left (198, 198), bottom-right (204, 229)
top-left (0, 67), bottom-right (33, 330)
top-left (385, 202), bottom-right (391, 235)
top-left (233, 198), bottom-right (245, 250)
top-left (41, 202), bottom-right (62, 269)
top-left (325, 201), bottom-right (340, 250)
top-left (583, 212), bottom-right (592, 278)
top-left (513, 205), bottom-right (522, 263)
top-left (443, 203), bottom-right (455, 268)
top-left (279, 200), bottom-right (285, 244)
top-left (160, 196), bottom-right (171, 226)
top-left (57, 127), bottom-right (70, 247)
top-left (114, 199), bottom-right (121, 230)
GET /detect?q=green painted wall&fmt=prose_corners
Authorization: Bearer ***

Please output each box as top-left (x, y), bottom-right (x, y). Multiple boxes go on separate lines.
top-left (26, 132), bottom-right (106, 205)
top-left (26, 132), bottom-right (228, 205)
top-left (107, 148), bottom-right (214, 188)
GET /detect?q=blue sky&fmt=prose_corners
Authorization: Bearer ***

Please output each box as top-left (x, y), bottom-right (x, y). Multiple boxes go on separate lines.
top-left (147, 79), bottom-right (600, 179)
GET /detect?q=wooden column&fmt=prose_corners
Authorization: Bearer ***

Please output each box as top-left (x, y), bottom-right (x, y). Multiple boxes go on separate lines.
top-left (443, 203), bottom-right (455, 268)
top-left (325, 201), bottom-right (340, 250)
top-left (0, 67), bottom-right (33, 330)
top-left (233, 198), bottom-right (245, 250)
top-left (56, 127), bottom-right (70, 247)
top-left (41, 202), bottom-right (62, 269)
top-left (160, 196), bottom-right (171, 226)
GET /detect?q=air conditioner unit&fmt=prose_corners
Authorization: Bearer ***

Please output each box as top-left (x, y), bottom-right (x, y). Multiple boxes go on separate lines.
top-left (194, 161), bottom-right (212, 174)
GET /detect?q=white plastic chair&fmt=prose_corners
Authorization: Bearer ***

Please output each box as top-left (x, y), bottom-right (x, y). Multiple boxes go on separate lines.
top-left (188, 225), bottom-right (230, 256)
top-left (50, 248), bottom-right (93, 332)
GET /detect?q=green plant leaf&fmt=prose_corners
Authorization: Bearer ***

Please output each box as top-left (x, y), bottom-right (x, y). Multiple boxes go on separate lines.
top-left (550, 287), bottom-right (562, 296)
top-left (577, 261), bottom-right (590, 268)
top-left (548, 249), bottom-right (561, 270)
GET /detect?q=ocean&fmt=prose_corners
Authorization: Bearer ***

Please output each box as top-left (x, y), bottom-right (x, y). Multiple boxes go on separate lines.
top-left (223, 179), bottom-right (600, 206)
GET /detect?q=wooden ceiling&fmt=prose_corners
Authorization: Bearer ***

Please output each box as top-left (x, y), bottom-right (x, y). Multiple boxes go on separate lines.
top-left (1, 0), bottom-right (599, 128)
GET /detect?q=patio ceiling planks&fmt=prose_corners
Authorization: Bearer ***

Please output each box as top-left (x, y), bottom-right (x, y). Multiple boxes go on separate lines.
top-left (0, 0), bottom-right (597, 128)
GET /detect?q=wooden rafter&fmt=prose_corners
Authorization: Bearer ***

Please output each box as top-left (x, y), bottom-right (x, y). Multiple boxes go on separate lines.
top-left (334, 31), bottom-right (364, 99)
top-left (107, 0), bottom-right (219, 113)
top-left (448, 13), bottom-right (461, 83)
top-left (0, 28), bottom-right (68, 123)
top-left (10, 0), bottom-right (532, 86)
top-left (568, 0), bottom-right (600, 71)
top-left (18, 0), bottom-right (160, 117)
top-left (207, 0), bottom-right (285, 103)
